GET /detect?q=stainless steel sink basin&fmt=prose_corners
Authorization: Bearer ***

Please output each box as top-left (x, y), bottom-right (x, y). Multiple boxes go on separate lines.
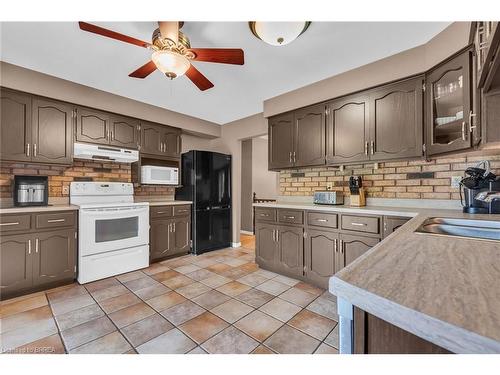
top-left (415, 217), bottom-right (500, 242)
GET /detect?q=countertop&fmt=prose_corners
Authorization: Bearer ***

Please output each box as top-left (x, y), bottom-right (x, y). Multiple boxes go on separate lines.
top-left (137, 200), bottom-right (192, 206)
top-left (254, 201), bottom-right (500, 353)
top-left (0, 204), bottom-right (79, 214)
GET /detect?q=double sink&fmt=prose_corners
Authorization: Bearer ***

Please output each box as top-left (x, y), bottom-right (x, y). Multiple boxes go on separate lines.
top-left (415, 217), bottom-right (500, 242)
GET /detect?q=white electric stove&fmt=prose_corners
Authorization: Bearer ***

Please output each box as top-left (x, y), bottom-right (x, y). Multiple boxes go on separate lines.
top-left (70, 182), bottom-right (149, 284)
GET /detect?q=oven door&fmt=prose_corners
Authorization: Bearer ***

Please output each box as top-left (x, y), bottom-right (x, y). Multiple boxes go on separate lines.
top-left (79, 205), bottom-right (149, 256)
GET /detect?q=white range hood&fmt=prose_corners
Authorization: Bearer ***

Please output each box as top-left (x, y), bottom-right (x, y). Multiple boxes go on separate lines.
top-left (74, 142), bottom-right (139, 163)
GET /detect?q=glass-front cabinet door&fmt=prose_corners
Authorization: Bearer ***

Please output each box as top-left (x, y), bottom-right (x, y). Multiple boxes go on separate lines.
top-left (426, 50), bottom-right (472, 155)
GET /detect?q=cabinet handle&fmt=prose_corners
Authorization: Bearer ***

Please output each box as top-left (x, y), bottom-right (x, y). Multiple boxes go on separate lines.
top-left (0, 221), bottom-right (20, 226)
top-left (293, 151), bottom-right (296, 163)
top-left (28, 239), bottom-right (31, 255)
top-left (469, 111), bottom-right (477, 132)
top-left (383, 221), bottom-right (388, 233)
top-left (364, 142), bottom-right (368, 155)
top-left (462, 122), bottom-right (467, 141)
top-left (276, 230), bottom-right (279, 242)
top-left (289, 151), bottom-right (292, 163)
top-left (284, 216), bottom-right (295, 219)
top-left (260, 213), bottom-right (270, 217)
top-left (173, 222), bottom-right (176, 232)
top-left (272, 229), bottom-right (276, 242)
top-left (47, 218), bottom-right (65, 223)
top-left (339, 239), bottom-right (344, 254)
top-left (156, 211), bottom-right (167, 214)
top-left (370, 141), bottom-right (374, 155)
top-left (177, 209), bottom-right (188, 213)
top-left (334, 238), bottom-right (338, 253)
top-left (351, 222), bottom-right (367, 226)
top-left (35, 238), bottom-right (39, 253)
top-left (26, 143), bottom-right (30, 157)
top-left (34, 144), bottom-right (37, 157)
top-left (315, 218), bottom-right (328, 222)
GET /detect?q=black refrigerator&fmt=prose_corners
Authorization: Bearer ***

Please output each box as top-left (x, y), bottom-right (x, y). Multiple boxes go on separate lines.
top-left (175, 150), bottom-right (232, 255)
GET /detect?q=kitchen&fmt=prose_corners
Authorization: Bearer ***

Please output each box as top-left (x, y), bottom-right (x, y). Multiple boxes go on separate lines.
top-left (1, 3), bottom-right (500, 373)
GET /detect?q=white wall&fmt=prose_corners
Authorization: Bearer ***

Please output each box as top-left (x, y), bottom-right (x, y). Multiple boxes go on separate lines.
top-left (252, 137), bottom-right (278, 200)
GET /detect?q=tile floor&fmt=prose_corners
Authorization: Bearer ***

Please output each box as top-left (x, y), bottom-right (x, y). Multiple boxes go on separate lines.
top-left (0, 237), bottom-right (339, 354)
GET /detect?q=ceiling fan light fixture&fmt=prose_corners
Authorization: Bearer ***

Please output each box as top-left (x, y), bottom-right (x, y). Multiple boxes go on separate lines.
top-left (249, 21), bottom-right (311, 46)
top-left (151, 50), bottom-right (190, 79)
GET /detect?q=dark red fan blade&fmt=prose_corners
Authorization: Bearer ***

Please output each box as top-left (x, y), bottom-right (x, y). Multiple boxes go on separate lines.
top-left (185, 64), bottom-right (214, 91)
top-left (79, 22), bottom-right (151, 48)
top-left (129, 61), bottom-right (157, 78)
top-left (190, 48), bottom-right (244, 65)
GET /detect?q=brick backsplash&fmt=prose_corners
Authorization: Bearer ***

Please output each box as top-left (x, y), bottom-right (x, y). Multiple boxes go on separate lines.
top-left (0, 160), bottom-right (175, 199)
top-left (279, 150), bottom-right (500, 200)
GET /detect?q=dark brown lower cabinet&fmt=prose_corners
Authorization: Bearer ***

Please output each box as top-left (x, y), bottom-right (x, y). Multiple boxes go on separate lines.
top-left (0, 213), bottom-right (77, 301)
top-left (255, 223), bottom-right (278, 268)
top-left (277, 225), bottom-right (304, 278)
top-left (354, 307), bottom-right (451, 354)
top-left (383, 216), bottom-right (411, 238)
top-left (339, 234), bottom-right (380, 268)
top-left (0, 234), bottom-right (33, 298)
top-left (150, 206), bottom-right (191, 262)
top-left (304, 229), bottom-right (338, 289)
top-left (33, 229), bottom-right (76, 287)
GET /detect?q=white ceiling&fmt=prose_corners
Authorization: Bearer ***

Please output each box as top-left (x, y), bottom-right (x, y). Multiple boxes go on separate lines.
top-left (0, 22), bottom-right (450, 124)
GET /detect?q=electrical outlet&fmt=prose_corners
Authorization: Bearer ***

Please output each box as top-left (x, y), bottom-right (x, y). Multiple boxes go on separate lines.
top-left (451, 176), bottom-right (462, 188)
top-left (326, 182), bottom-right (334, 191)
top-left (62, 185), bottom-right (70, 195)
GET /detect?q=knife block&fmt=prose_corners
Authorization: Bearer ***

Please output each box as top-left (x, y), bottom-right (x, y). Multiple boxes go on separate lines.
top-left (350, 188), bottom-right (366, 207)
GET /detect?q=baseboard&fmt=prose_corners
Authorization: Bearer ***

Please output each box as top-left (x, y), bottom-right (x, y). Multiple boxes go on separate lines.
top-left (240, 230), bottom-right (254, 235)
top-left (231, 242), bottom-right (242, 248)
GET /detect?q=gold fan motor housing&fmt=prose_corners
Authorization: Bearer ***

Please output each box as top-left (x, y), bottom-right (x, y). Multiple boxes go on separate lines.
top-left (151, 28), bottom-right (195, 59)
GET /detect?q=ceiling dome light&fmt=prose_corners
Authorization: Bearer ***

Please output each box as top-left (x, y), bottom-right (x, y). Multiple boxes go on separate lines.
top-left (249, 22), bottom-right (311, 46)
top-left (151, 50), bottom-right (191, 79)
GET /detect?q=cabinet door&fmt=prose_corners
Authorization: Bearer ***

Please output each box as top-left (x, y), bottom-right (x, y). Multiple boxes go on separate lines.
top-left (140, 122), bottom-right (163, 155)
top-left (339, 234), bottom-right (380, 269)
top-left (383, 216), bottom-right (410, 238)
top-left (277, 225), bottom-right (304, 277)
top-left (172, 216), bottom-right (191, 255)
top-left (326, 95), bottom-right (370, 164)
top-left (32, 98), bottom-right (73, 164)
top-left (76, 107), bottom-right (110, 145)
top-left (305, 229), bottom-right (338, 289)
top-left (294, 104), bottom-right (326, 167)
top-left (109, 115), bottom-right (139, 149)
top-left (33, 229), bottom-right (76, 286)
top-left (426, 50), bottom-right (472, 155)
top-left (255, 223), bottom-right (278, 268)
top-left (0, 88), bottom-right (32, 162)
top-left (370, 77), bottom-right (423, 160)
top-left (268, 113), bottom-right (294, 169)
top-left (150, 219), bottom-right (174, 261)
top-left (0, 234), bottom-right (33, 298)
top-left (163, 128), bottom-right (182, 158)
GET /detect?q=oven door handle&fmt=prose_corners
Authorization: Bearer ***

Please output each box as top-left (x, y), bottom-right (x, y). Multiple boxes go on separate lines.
top-left (82, 206), bottom-right (148, 213)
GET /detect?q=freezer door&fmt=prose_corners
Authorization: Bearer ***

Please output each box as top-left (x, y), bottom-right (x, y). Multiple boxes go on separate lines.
top-left (210, 207), bottom-right (231, 248)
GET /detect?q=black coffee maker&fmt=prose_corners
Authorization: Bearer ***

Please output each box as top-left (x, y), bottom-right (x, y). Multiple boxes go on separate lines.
top-left (460, 161), bottom-right (500, 214)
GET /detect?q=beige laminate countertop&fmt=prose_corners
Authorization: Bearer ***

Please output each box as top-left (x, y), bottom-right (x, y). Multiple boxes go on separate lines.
top-left (254, 201), bottom-right (500, 353)
top-left (0, 204), bottom-right (79, 214)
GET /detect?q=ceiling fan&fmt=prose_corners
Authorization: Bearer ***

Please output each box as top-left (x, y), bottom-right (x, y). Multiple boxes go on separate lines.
top-left (78, 21), bottom-right (244, 91)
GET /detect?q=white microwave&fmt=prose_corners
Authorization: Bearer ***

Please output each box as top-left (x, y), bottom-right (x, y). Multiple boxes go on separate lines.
top-left (141, 165), bottom-right (179, 185)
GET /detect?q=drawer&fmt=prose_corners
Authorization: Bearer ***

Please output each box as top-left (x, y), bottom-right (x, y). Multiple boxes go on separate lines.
top-left (173, 205), bottom-right (191, 216)
top-left (0, 214), bottom-right (31, 233)
top-left (307, 212), bottom-right (338, 229)
top-left (151, 206), bottom-right (174, 218)
top-left (255, 208), bottom-right (277, 222)
top-left (35, 211), bottom-right (76, 229)
top-left (341, 214), bottom-right (380, 234)
top-left (278, 209), bottom-right (303, 225)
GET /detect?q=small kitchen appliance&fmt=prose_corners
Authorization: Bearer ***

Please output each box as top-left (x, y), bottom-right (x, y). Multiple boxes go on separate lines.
top-left (313, 191), bottom-right (344, 205)
top-left (349, 176), bottom-right (366, 207)
top-left (14, 175), bottom-right (48, 207)
top-left (141, 165), bottom-right (179, 185)
top-left (460, 161), bottom-right (500, 214)
top-left (70, 182), bottom-right (149, 284)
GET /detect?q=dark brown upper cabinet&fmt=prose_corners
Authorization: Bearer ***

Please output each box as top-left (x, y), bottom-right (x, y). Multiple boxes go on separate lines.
top-left (326, 94), bottom-right (370, 164)
top-left (32, 98), bottom-right (73, 165)
top-left (76, 108), bottom-right (139, 150)
top-left (76, 107), bottom-right (110, 146)
top-left (268, 113), bottom-right (294, 169)
top-left (0, 88), bottom-right (32, 163)
top-left (425, 49), bottom-right (473, 156)
top-left (294, 104), bottom-right (326, 167)
top-left (109, 115), bottom-right (140, 149)
top-left (369, 76), bottom-right (424, 160)
top-left (163, 128), bottom-right (182, 158)
top-left (140, 121), bottom-right (181, 158)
